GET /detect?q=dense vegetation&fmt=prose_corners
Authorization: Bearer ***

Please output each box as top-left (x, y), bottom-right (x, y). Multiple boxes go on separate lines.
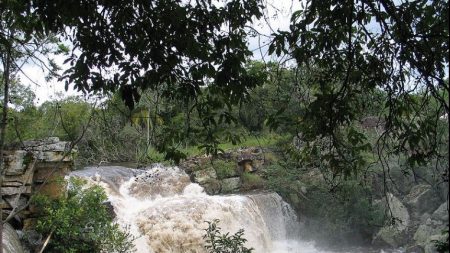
top-left (32, 178), bottom-right (134, 253)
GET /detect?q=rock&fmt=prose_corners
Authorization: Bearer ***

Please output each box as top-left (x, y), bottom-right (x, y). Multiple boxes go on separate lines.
top-left (360, 116), bottom-right (385, 130)
top-left (373, 193), bottom-right (410, 247)
top-left (406, 245), bottom-right (425, 253)
top-left (388, 193), bottom-right (411, 230)
top-left (202, 179), bottom-right (221, 195)
top-left (414, 223), bottom-right (438, 245)
top-left (413, 218), bottom-right (447, 252)
top-left (221, 177), bottom-right (241, 193)
top-left (406, 184), bottom-right (441, 215)
top-left (424, 242), bottom-right (439, 253)
top-left (3, 164), bottom-right (36, 186)
top-left (420, 213), bottom-right (432, 224)
top-left (103, 201), bottom-right (116, 219)
top-left (22, 218), bottom-right (37, 231)
top-left (191, 167), bottom-right (217, 185)
top-left (22, 230), bottom-right (42, 248)
top-left (238, 160), bottom-right (255, 173)
top-left (4, 195), bottom-right (28, 209)
top-left (2, 186), bottom-right (32, 196)
top-left (3, 151), bottom-right (27, 176)
top-left (374, 226), bottom-right (408, 247)
top-left (33, 165), bottom-right (70, 183)
top-left (2, 223), bottom-right (25, 253)
top-left (289, 193), bottom-right (300, 206)
top-left (2, 137), bottom-right (76, 233)
top-left (425, 233), bottom-right (448, 253)
top-left (39, 151), bottom-right (74, 162)
top-left (431, 203), bottom-right (448, 222)
top-left (2, 181), bottom-right (23, 187)
top-left (33, 165), bottom-right (70, 199)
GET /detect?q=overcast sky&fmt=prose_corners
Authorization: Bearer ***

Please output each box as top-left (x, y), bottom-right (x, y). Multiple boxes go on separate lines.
top-left (18, 1), bottom-right (300, 104)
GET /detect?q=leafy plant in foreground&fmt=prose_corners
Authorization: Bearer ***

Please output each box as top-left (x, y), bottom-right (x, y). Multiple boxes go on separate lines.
top-left (204, 219), bottom-right (253, 253)
top-left (32, 178), bottom-right (135, 253)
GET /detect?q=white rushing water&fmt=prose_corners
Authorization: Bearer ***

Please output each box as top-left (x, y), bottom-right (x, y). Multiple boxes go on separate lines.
top-left (70, 165), bottom-right (399, 253)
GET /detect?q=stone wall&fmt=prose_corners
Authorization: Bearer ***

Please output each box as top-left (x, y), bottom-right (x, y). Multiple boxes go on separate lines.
top-left (1, 137), bottom-right (76, 230)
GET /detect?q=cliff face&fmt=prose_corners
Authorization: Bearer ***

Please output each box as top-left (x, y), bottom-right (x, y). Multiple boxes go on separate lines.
top-left (1, 137), bottom-right (76, 252)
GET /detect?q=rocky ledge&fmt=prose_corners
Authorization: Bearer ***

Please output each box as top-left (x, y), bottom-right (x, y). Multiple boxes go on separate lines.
top-left (179, 147), bottom-right (276, 194)
top-left (1, 137), bottom-right (76, 230)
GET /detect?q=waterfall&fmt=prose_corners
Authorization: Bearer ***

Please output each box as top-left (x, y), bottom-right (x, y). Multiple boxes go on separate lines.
top-left (69, 165), bottom-right (353, 253)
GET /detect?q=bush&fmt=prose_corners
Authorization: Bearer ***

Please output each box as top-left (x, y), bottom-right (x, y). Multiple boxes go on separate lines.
top-left (432, 229), bottom-right (449, 253)
top-left (212, 159), bottom-right (237, 179)
top-left (204, 219), bottom-right (253, 253)
top-left (32, 178), bottom-right (135, 253)
top-left (241, 172), bottom-right (265, 190)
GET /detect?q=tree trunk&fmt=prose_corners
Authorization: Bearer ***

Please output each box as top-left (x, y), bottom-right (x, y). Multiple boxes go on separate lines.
top-left (0, 31), bottom-right (13, 253)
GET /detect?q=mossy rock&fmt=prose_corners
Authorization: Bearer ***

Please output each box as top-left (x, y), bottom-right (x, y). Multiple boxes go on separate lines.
top-left (221, 177), bottom-right (241, 193)
top-left (202, 178), bottom-right (221, 195)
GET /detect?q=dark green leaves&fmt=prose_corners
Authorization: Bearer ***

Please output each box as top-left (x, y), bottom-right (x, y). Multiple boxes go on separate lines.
top-left (27, 0), bottom-right (263, 110)
top-left (267, 0), bottom-right (449, 176)
top-left (204, 219), bottom-right (253, 253)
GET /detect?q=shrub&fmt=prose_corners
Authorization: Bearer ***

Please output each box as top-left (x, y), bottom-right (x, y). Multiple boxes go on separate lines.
top-left (432, 229), bottom-right (449, 253)
top-left (32, 178), bottom-right (135, 253)
top-left (240, 172), bottom-right (265, 190)
top-left (212, 159), bottom-right (237, 179)
top-left (204, 219), bottom-right (253, 253)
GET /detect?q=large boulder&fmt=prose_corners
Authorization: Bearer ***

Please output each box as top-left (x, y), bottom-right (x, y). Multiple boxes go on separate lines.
top-left (373, 193), bottom-right (410, 247)
top-left (431, 203), bottom-right (448, 223)
top-left (201, 178), bottom-right (221, 195)
top-left (191, 167), bottom-right (217, 185)
top-left (412, 203), bottom-right (449, 253)
top-left (221, 177), bottom-right (241, 193)
top-left (405, 184), bottom-right (441, 216)
top-left (2, 223), bottom-right (25, 253)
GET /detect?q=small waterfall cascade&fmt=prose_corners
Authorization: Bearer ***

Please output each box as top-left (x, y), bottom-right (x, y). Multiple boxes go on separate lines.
top-left (69, 165), bottom-right (339, 253)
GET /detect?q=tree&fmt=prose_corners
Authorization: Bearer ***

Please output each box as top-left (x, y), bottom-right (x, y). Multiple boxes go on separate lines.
top-left (0, 74), bottom-right (35, 110)
top-left (268, 0), bottom-right (449, 176)
top-left (1, 3), bottom-right (65, 249)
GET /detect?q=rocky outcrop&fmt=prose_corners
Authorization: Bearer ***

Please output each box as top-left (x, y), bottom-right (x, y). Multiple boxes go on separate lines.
top-left (405, 185), bottom-right (441, 217)
top-left (412, 203), bottom-right (449, 253)
top-left (1, 137), bottom-right (76, 230)
top-left (373, 188), bottom-right (448, 252)
top-left (373, 193), bottom-right (410, 247)
top-left (180, 147), bottom-right (273, 194)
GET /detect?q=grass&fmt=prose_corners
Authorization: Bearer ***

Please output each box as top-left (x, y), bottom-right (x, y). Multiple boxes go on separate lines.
top-left (142, 133), bottom-right (289, 163)
top-left (218, 133), bottom-right (288, 151)
top-left (241, 172), bottom-right (266, 190)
